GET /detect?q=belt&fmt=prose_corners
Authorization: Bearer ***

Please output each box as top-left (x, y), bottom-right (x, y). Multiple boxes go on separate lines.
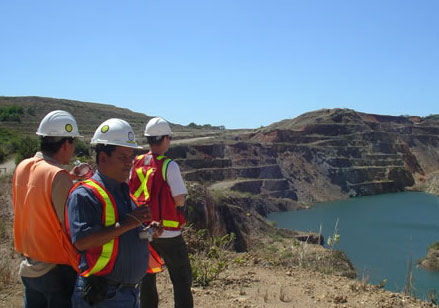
top-left (105, 278), bottom-right (139, 289)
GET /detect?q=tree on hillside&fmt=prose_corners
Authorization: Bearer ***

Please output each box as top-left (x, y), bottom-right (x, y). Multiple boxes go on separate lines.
top-left (0, 106), bottom-right (24, 122)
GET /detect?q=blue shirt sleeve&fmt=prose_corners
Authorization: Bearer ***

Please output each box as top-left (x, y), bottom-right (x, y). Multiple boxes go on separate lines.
top-left (67, 186), bottom-right (104, 245)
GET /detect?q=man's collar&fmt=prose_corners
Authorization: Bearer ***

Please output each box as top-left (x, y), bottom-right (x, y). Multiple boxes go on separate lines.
top-left (93, 170), bottom-right (124, 191)
top-left (35, 152), bottom-right (63, 167)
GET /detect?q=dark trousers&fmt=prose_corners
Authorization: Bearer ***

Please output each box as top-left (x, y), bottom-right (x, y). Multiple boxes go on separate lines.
top-left (140, 235), bottom-right (193, 308)
top-left (21, 264), bottom-right (77, 308)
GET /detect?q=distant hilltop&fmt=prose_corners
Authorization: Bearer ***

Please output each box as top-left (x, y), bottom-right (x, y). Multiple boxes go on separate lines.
top-left (1, 96), bottom-right (437, 139)
top-left (0, 96), bottom-right (225, 141)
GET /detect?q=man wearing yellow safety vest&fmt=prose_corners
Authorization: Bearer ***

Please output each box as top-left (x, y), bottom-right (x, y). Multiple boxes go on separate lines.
top-left (66, 118), bottom-right (151, 307)
top-left (129, 117), bottom-right (193, 308)
top-left (13, 110), bottom-right (81, 308)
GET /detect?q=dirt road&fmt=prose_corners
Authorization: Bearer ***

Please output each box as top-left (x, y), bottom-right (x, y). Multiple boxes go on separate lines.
top-left (0, 159), bottom-right (15, 176)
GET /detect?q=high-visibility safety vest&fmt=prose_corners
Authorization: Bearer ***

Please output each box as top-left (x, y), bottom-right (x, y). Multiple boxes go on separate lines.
top-left (65, 178), bottom-right (120, 277)
top-left (129, 152), bottom-right (185, 231)
top-left (13, 156), bottom-right (79, 270)
top-left (147, 243), bottom-right (164, 274)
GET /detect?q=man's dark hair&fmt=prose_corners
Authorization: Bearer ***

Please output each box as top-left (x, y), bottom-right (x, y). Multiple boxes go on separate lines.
top-left (147, 135), bottom-right (167, 145)
top-left (40, 137), bottom-right (74, 155)
top-left (95, 144), bottom-right (117, 164)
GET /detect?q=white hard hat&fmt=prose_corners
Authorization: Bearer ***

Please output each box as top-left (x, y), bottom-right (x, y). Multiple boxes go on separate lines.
top-left (91, 118), bottom-right (142, 149)
top-left (144, 117), bottom-right (172, 137)
top-left (36, 110), bottom-right (82, 137)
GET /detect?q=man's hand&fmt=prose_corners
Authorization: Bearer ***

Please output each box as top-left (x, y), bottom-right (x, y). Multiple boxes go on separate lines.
top-left (70, 163), bottom-right (93, 181)
top-left (125, 207), bottom-right (152, 227)
top-left (148, 221), bottom-right (164, 238)
top-left (73, 207), bottom-right (152, 251)
top-left (173, 194), bottom-right (186, 207)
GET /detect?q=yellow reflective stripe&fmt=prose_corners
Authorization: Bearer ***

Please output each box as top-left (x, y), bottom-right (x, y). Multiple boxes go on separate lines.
top-left (133, 168), bottom-right (145, 198)
top-left (85, 180), bottom-right (116, 227)
top-left (149, 267), bottom-right (162, 273)
top-left (154, 155), bottom-right (171, 181)
top-left (83, 239), bottom-right (115, 277)
top-left (134, 168), bottom-right (154, 199)
top-left (82, 180), bottom-right (116, 276)
top-left (162, 159), bottom-right (171, 181)
top-left (162, 220), bottom-right (179, 228)
top-left (136, 154), bottom-right (145, 160)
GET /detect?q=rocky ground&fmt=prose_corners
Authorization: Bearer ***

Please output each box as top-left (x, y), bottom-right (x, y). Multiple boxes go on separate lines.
top-left (0, 173), bottom-right (436, 308)
top-left (155, 260), bottom-right (434, 308)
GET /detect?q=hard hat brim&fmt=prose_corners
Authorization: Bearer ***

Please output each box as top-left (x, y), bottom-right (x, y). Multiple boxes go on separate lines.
top-left (90, 139), bottom-right (143, 149)
top-left (36, 133), bottom-right (84, 138)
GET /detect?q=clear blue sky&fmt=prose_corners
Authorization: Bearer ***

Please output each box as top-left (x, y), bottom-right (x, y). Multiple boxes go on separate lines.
top-left (1, 1), bottom-right (438, 129)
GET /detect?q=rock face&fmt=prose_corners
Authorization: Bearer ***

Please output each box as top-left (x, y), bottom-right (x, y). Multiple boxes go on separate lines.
top-left (171, 109), bottom-right (439, 250)
top-left (418, 242), bottom-right (439, 270)
top-left (246, 109), bottom-right (439, 199)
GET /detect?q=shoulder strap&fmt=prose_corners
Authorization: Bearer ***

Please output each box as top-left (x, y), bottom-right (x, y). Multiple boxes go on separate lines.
top-left (156, 155), bottom-right (172, 182)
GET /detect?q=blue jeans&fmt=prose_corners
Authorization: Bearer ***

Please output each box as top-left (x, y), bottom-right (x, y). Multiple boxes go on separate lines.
top-left (72, 276), bottom-right (140, 308)
top-left (21, 265), bottom-right (77, 308)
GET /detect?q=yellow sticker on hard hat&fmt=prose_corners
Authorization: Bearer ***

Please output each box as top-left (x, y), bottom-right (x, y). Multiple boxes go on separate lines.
top-left (65, 124), bottom-right (73, 133)
top-left (101, 125), bottom-right (110, 133)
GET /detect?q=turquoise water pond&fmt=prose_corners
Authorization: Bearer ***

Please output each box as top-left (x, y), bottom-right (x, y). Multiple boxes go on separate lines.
top-left (268, 192), bottom-right (439, 299)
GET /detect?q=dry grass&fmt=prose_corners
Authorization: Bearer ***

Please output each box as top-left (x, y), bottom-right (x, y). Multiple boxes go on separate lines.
top-left (0, 175), bottom-right (20, 291)
top-left (0, 256), bottom-right (15, 291)
top-left (0, 219), bottom-right (19, 292)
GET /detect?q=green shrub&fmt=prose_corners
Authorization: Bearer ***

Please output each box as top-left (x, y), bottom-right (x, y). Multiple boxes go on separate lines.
top-left (0, 106), bottom-right (24, 122)
top-left (15, 136), bottom-right (39, 165)
top-left (190, 254), bottom-right (227, 287)
top-left (429, 242), bottom-right (439, 251)
top-left (74, 138), bottom-right (90, 158)
top-left (0, 127), bottom-right (22, 157)
top-left (189, 231), bottom-right (235, 287)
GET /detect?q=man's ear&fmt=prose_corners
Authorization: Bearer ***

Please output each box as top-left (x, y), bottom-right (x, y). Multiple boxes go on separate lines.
top-left (99, 152), bottom-right (108, 165)
top-left (61, 140), bottom-right (70, 151)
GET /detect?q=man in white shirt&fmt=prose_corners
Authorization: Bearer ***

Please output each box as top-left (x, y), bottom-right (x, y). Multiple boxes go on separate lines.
top-left (129, 117), bottom-right (193, 308)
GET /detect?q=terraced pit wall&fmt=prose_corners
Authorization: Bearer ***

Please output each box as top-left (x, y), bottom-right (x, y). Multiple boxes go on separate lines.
top-left (167, 110), bottom-right (439, 251)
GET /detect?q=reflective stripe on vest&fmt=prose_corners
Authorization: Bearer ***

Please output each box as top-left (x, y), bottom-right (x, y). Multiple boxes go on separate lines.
top-left (162, 220), bottom-right (179, 228)
top-left (133, 167), bottom-right (154, 201)
top-left (155, 156), bottom-right (177, 227)
top-left (80, 179), bottom-right (118, 277)
top-left (147, 243), bottom-right (164, 274)
top-left (157, 156), bottom-right (171, 181)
